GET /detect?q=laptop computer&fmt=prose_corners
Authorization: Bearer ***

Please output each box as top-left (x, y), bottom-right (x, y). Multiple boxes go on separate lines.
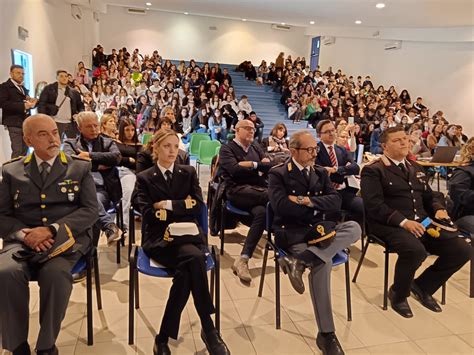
top-left (430, 146), bottom-right (458, 163)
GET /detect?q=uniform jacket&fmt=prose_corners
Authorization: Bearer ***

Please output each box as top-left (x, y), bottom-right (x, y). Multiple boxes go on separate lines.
top-left (268, 160), bottom-right (342, 246)
top-left (0, 79), bottom-right (30, 127)
top-left (0, 152), bottom-right (98, 255)
top-left (63, 134), bottom-right (122, 203)
top-left (37, 82), bottom-right (84, 118)
top-left (134, 164), bottom-right (204, 254)
top-left (316, 142), bottom-right (360, 185)
top-left (449, 162), bottom-right (474, 219)
top-left (361, 156), bottom-right (445, 235)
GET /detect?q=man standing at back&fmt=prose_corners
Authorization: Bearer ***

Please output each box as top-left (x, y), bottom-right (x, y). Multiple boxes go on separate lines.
top-left (0, 65), bottom-right (38, 158)
top-left (38, 70), bottom-right (84, 140)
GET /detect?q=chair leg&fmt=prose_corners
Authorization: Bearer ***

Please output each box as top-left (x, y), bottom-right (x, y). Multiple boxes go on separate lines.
top-left (258, 244), bottom-right (269, 297)
top-left (116, 205), bottom-right (122, 264)
top-left (441, 283), bottom-right (446, 305)
top-left (128, 256), bottom-right (135, 345)
top-left (344, 259), bottom-right (352, 321)
top-left (86, 254), bottom-right (93, 346)
top-left (383, 250), bottom-right (390, 310)
top-left (275, 257), bottom-right (281, 330)
top-left (352, 238), bottom-right (370, 282)
top-left (135, 269), bottom-right (140, 309)
top-left (214, 247), bottom-right (221, 333)
top-left (93, 250), bottom-right (102, 310)
top-left (116, 238), bottom-right (121, 264)
top-left (210, 268), bottom-right (215, 304)
top-left (470, 242), bottom-right (474, 298)
top-left (220, 206), bottom-right (225, 256)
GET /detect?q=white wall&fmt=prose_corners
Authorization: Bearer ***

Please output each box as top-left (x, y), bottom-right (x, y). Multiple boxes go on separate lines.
top-left (99, 5), bottom-right (309, 65)
top-left (0, 0), bottom-right (99, 162)
top-left (316, 37), bottom-right (474, 136)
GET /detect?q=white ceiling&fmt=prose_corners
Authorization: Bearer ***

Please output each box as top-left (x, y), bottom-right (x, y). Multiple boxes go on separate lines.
top-left (95, 0), bottom-right (474, 28)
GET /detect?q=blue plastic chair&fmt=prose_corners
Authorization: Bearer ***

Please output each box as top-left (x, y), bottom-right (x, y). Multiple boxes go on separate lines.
top-left (258, 203), bottom-right (352, 329)
top-left (219, 199), bottom-right (251, 255)
top-left (128, 204), bottom-right (220, 345)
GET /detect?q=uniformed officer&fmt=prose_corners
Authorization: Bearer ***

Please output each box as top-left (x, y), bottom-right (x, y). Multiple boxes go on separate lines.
top-left (268, 130), bottom-right (360, 355)
top-left (361, 126), bottom-right (470, 318)
top-left (0, 114), bottom-right (98, 355)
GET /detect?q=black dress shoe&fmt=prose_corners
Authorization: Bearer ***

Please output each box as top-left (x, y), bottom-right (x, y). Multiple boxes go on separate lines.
top-left (200, 329), bottom-right (231, 355)
top-left (411, 283), bottom-right (442, 313)
top-left (278, 255), bottom-right (305, 294)
top-left (36, 345), bottom-right (58, 355)
top-left (13, 341), bottom-right (30, 355)
top-left (316, 332), bottom-right (344, 355)
top-left (388, 286), bottom-right (413, 318)
top-left (153, 340), bottom-right (171, 355)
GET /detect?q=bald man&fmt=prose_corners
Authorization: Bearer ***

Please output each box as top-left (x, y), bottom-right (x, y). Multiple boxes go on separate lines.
top-left (0, 114), bottom-right (98, 355)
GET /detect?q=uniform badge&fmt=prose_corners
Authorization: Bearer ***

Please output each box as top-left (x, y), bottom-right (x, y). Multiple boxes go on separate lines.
top-left (73, 186), bottom-right (79, 192)
top-left (68, 193), bottom-right (75, 202)
top-left (416, 172), bottom-right (426, 179)
top-left (61, 187), bottom-right (67, 193)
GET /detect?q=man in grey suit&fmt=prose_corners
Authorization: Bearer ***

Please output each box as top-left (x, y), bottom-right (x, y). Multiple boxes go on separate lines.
top-left (0, 114), bottom-right (98, 355)
top-left (268, 130), bottom-right (360, 355)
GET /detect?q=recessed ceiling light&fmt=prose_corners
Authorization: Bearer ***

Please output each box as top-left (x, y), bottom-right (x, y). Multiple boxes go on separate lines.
top-left (184, 12), bottom-right (189, 15)
top-left (355, 20), bottom-right (362, 24)
top-left (242, 18), bottom-right (247, 21)
top-left (281, 22), bottom-right (286, 25)
top-left (146, 7), bottom-right (149, 10)
top-left (309, 21), bottom-right (315, 25)
top-left (376, 3), bottom-right (386, 9)
top-left (145, 2), bottom-right (152, 6)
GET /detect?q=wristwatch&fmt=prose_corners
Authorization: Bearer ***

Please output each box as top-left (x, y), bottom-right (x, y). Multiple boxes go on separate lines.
top-left (296, 195), bottom-right (305, 205)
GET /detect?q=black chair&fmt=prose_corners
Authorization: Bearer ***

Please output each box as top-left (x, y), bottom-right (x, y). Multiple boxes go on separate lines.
top-left (127, 205), bottom-right (220, 345)
top-left (258, 203), bottom-right (352, 329)
top-left (219, 199), bottom-right (251, 255)
top-left (105, 200), bottom-right (125, 264)
top-left (352, 233), bottom-right (446, 310)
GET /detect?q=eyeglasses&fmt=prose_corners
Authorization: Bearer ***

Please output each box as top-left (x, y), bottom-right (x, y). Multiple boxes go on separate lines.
top-left (320, 129), bottom-right (336, 135)
top-left (296, 146), bottom-right (320, 154)
top-left (240, 126), bottom-right (256, 132)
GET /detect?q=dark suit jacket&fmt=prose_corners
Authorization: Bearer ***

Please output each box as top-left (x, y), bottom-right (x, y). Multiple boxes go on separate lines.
top-left (37, 82), bottom-right (84, 118)
top-left (268, 160), bottom-right (341, 247)
top-left (449, 163), bottom-right (474, 219)
top-left (62, 134), bottom-right (122, 203)
top-left (0, 152), bottom-right (98, 254)
top-left (0, 79), bottom-right (29, 127)
top-left (316, 142), bottom-right (360, 185)
top-left (134, 164), bottom-right (204, 254)
top-left (360, 157), bottom-right (445, 236)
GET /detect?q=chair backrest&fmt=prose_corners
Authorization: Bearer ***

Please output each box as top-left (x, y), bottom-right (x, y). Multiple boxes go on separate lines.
top-left (189, 133), bottom-right (211, 156)
top-left (214, 145), bottom-right (221, 156)
top-left (198, 140), bottom-right (221, 161)
top-left (141, 133), bottom-right (153, 145)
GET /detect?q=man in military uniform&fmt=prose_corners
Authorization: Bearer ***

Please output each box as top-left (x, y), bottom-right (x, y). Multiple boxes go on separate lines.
top-left (361, 126), bottom-right (470, 318)
top-left (0, 114), bottom-right (98, 355)
top-left (269, 130), bottom-right (360, 355)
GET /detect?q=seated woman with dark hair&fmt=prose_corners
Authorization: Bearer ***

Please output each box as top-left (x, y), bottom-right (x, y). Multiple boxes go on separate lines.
top-left (134, 129), bottom-right (230, 355)
top-left (449, 137), bottom-right (474, 236)
top-left (261, 123), bottom-right (290, 163)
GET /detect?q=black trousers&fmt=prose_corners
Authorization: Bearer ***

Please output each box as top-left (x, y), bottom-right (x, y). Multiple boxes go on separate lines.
top-left (373, 226), bottom-right (470, 298)
top-left (227, 185), bottom-right (268, 258)
top-left (146, 243), bottom-right (215, 339)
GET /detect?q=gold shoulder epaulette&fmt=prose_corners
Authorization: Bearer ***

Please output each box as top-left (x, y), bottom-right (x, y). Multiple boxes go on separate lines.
top-left (3, 156), bottom-right (23, 164)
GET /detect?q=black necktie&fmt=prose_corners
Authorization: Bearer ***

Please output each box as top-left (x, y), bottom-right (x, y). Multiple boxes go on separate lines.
top-left (165, 170), bottom-right (173, 188)
top-left (398, 163), bottom-right (408, 177)
top-left (303, 168), bottom-right (310, 185)
top-left (40, 162), bottom-right (50, 183)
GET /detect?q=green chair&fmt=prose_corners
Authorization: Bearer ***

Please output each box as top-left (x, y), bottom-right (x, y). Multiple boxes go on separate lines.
top-left (214, 145), bottom-right (221, 157)
top-left (189, 133), bottom-right (211, 158)
top-left (196, 140), bottom-right (221, 177)
top-left (141, 133), bottom-right (153, 145)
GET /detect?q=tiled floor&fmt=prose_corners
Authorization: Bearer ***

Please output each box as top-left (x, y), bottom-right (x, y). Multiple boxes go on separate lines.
top-left (1, 167), bottom-right (473, 354)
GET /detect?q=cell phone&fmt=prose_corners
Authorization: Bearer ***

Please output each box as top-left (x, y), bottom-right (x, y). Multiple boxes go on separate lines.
top-left (421, 217), bottom-right (432, 228)
top-left (348, 117), bottom-right (354, 125)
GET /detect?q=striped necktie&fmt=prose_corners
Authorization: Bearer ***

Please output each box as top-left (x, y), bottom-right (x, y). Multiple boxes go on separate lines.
top-left (328, 146), bottom-right (340, 188)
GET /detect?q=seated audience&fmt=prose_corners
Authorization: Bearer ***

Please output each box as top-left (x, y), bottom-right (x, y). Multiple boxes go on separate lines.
top-left (208, 108), bottom-right (227, 142)
top-left (361, 126), bottom-right (470, 318)
top-left (268, 129), bottom-right (360, 355)
top-left (0, 114), bottom-right (98, 355)
top-left (63, 112), bottom-right (122, 246)
top-left (237, 95), bottom-right (252, 114)
top-left (219, 120), bottom-right (273, 282)
top-left (100, 113), bottom-right (118, 139)
top-left (134, 129), bottom-right (230, 355)
top-left (438, 124), bottom-right (462, 148)
top-left (247, 111), bottom-right (264, 143)
top-left (261, 123), bottom-right (290, 163)
top-left (369, 119), bottom-right (388, 154)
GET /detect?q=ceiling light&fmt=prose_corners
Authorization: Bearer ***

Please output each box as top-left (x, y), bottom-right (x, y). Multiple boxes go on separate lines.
top-left (146, 7), bottom-right (149, 10)
top-left (145, 2), bottom-right (152, 5)
top-left (281, 22), bottom-right (286, 25)
top-left (355, 20), bottom-right (362, 24)
top-left (184, 12), bottom-right (189, 15)
top-left (376, 3), bottom-right (386, 9)
top-left (242, 18), bottom-right (247, 21)
top-left (309, 21), bottom-right (315, 25)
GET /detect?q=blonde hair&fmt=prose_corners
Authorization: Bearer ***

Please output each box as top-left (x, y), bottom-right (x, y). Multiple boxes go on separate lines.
top-left (100, 113), bottom-right (115, 132)
top-left (459, 137), bottom-right (474, 163)
top-left (151, 129), bottom-right (179, 161)
top-left (160, 106), bottom-right (176, 122)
